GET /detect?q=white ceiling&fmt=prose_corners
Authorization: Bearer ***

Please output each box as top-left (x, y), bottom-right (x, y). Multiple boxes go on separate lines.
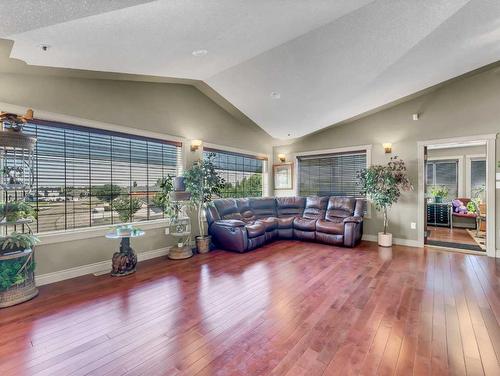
top-left (2, 0), bottom-right (500, 139)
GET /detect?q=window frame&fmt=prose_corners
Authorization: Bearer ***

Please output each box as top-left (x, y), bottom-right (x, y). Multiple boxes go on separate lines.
top-left (466, 154), bottom-right (486, 198)
top-left (291, 144), bottom-right (372, 218)
top-left (426, 155), bottom-right (464, 198)
top-left (202, 142), bottom-right (270, 198)
top-left (19, 116), bottom-right (186, 244)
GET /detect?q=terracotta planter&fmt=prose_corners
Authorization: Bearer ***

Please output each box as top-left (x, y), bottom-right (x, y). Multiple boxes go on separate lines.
top-left (196, 235), bottom-right (211, 254)
top-left (378, 232), bottom-right (392, 247)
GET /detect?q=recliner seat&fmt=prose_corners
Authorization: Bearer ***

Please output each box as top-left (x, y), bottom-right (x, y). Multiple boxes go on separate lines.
top-left (206, 196), bottom-right (365, 253)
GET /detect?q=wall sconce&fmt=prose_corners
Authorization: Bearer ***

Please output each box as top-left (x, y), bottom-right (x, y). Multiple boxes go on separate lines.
top-left (412, 113), bottom-right (420, 121)
top-left (277, 153), bottom-right (286, 163)
top-left (383, 143), bottom-right (392, 154)
top-left (190, 139), bottom-right (202, 152)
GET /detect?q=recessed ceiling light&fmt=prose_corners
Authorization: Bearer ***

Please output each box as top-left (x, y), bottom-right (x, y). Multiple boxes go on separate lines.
top-left (192, 49), bottom-right (208, 57)
top-left (39, 44), bottom-right (50, 52)
top-left (270, 92), bottom-right (281, 99)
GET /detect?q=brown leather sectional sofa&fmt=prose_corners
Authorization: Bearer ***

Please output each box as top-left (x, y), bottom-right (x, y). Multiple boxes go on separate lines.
top-left (206, 196), bottom-right (365, 253)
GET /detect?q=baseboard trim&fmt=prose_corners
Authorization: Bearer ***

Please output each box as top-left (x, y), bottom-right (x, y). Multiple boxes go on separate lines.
top-left (35, 247), bottom-right (171, 286)
top-left (362, 234), bottom-right (420, 248)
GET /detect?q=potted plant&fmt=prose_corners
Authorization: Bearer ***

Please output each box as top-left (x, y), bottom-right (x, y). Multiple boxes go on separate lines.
top-left (429, 185), bottom-right (448, 203)
top-left (0, 232), bottom-right (40, 255)
top-left (0, 201), bottom-right (36, 222)
top-left (155, 175), bottom-right (183, 222)
top-left (358, 156), bottom-right (412, 247)
top-left (183, 153), bottom-right (225, 253)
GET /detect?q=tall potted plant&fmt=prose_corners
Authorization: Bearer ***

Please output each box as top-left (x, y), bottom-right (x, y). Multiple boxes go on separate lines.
top-left (183, 153), bottom-right (225, 253)
top-left (358, 156), bottom-right (412, 247)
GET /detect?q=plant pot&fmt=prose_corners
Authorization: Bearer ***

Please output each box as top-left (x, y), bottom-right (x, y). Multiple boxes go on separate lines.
top-left (0, 245), bottom-right (25, 256)
top-left (434, 196), bottom-right (442, 203)
top-left (173, 177), bottom-right (186, 192)
top-left (5, 213), bottom-right (19, 222)
top-left (196, 235), bottom-right (211, 254)
top-left (378, 232), bottom-right (392, 247)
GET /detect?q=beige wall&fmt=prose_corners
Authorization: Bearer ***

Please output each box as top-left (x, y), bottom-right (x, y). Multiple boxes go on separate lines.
top-left (0, 72), bottom-right (273, 275)
top-left (274, 66), bottom-right (499, 247)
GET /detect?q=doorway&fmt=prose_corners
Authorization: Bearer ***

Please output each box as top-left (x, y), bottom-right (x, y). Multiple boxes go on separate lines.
top-left (417, 135), bottom-right (496, 257)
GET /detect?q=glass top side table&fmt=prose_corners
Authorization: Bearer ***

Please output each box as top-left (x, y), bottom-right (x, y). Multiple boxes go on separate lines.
top-left (106, 225), bottom-right (145, 277)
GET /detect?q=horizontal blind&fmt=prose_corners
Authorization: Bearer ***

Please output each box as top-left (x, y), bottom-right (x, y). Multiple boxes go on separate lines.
top-left (23, 121), bottom-right (182, 233)
top-left (298, 152), bottom-right (366, 197)
top-left (471, 159), bottom-right (486, 196)
top-left (203, 148), bottom-right (263, 198)
top-left (427, 160), bottom-right (458, 200)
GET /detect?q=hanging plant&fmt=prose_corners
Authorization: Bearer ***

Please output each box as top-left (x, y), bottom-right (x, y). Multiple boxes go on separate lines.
top-left (0, 201), bottom-right (36, 222)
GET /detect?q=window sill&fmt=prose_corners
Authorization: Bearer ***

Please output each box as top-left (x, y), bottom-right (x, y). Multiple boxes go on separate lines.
top-left (36, 219), bottom-right (170, 245)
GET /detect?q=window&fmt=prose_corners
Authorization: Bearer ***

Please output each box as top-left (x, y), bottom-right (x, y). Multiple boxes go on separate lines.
top-left (471, 159), bottom-right (486, 199)
top-left (23, 120), bottom-right (182, 233)
top-left (426, 160), bottom-right (458, 199)
top-left (297, 151), bottom-right (366, 197)
top-left (203, 148), bottom-right (265, 198)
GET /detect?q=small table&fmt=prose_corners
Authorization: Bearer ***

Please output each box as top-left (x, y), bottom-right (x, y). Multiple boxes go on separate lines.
top-left (106, 227), bottom-right (145, 277)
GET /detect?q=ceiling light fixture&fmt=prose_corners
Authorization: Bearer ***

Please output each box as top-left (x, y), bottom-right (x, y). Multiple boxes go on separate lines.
top-left (39, 44), bottom-right (50, 52)
top-left (192, 49), bottom-right (208, 57)
top-left (270, 92), bottom-right (281, 99)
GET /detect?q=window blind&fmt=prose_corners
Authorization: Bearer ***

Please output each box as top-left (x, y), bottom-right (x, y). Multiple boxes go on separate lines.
top-left (471, 159), bottom-right (486, 197)
top-left (203, 148), bottom-right (264, 198)
top-left (426, 160), bottom-right (458, 199)
top-left (297, 152), bottom-right (366, 197)
top-left (23, 120), bottom-right (182, 233)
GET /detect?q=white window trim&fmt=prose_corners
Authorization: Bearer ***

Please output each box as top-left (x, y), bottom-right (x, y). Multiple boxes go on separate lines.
top-left (202, 142), bottom-right (271, 197)
top-left (291, 144), bottom-right (372, 218)
top-left (465, 154), bottom-right (486, 198)
top-left (427, 155), bottom-right (464, 198)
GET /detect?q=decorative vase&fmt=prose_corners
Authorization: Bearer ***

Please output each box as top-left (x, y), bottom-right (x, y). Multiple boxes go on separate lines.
top-left (196, 235), bottom-right (211, 254)
top-left (378, 232), bottom-right (392, 247)
top-left (434, 196), bottom-right (442, 203)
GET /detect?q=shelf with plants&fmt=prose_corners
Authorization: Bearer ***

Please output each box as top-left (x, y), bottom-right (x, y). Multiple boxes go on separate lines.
top-left (0, 109), bottom-right (40, 308)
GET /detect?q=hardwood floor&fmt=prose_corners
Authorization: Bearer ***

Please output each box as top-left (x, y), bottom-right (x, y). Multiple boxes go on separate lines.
top-left (0, 240), bottom-right (499, 375)
top-left (427, 226), bottom-right (478, 246)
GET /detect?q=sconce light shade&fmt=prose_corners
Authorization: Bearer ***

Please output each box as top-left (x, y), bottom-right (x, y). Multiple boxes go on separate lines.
top-left (383, 143), bottom-right (392, 154)
top-left (277, 153), bottom-right (286, 163)
top-left (412, 113), bottom-right (420, 121)
top-left (191, 139), bottom-right (202, 152)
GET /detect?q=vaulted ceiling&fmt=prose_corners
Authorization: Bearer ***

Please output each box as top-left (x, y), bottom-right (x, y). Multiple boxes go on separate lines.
top-left (2, 0), bottom-right (500, 139)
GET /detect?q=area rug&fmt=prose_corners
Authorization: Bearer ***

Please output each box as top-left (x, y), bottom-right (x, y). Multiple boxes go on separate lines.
top-left (466, 229), bottom-right (487, 251)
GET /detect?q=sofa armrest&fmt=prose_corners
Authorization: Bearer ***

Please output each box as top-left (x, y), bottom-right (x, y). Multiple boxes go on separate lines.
top-left (213, 219), bottom-right (246, 228)
top-left (209, 220), bottom-right (248, 252)
top-left (343, 216), bottom-right (363, 224)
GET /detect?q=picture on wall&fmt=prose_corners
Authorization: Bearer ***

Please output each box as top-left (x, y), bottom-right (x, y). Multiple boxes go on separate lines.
top-left (273, 162), bottom-right (293, 190)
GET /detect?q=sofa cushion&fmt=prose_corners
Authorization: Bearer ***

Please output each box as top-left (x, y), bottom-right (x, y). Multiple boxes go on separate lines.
top-left (325, 197), bottom-right (355, 221)
top-left (276, 197), bottom-right (306, 217)
top-left (302, 196), bottom-right (328, 220)
top-left (316, 219), bottom-right (344, 235)
top-left (249, 198), bottom-right (277, 219)
top-left (213, 199), bottom-right (243, 221)
top-left (293, 217), bottom-right (316, 231)
top-left (256, 217), bottom-right (278, 232)
top-left (245, 222), bottom-right (266, 238)
top-left (277, 216), bottom-right (295, 229)
top-left (236, 198), bottom-right (256, 222)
